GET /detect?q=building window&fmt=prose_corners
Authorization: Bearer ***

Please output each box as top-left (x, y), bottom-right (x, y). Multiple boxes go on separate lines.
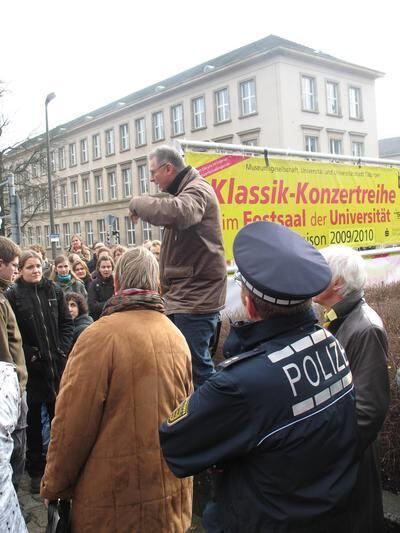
top-left (92, 134), bottom-right (101, 159)
top-left (63, 223), bottom-right (71, 249)
top-left (349, 87), bottom-right (362, 119)
top-left (35, 226), bottom-right (42, 245)
top-left (329, 138), bottom-right (342, 155)
top-left (32, 163), bottom-right (38, 178)
top-left (138, 163), bottom-right (149, 194)
top-left (152, 111), bottom-right (165, 142)
top-left (69, 143), bottom-right (77, 167)
top-left (50, 151), bottom-right (56, 171)
top-left (95, 174), bottom-right (104, 202)
top-left (135, 117), bottom-right (146, 146)
top-left (142, 221), bottom-right (152, 242)
top-left (192, 97), bottom-right (206, 129)
top-left (73, 222), bottom-right (81, 236)
top-left (119, 123), bottom-right (130, 151)
top-left (40, 154), bottom-right (46, 176)
top-left (44, 225), bottom-right (50, 248)
top-left (58, 147), bottom-right (65, 170)
top-left (240, 80), bottom-right (257, 116)
top-left (171, 104), bottom-right (184, 136)
top-left (242, 139), bottom-right (257, 146)
top-left (97, 219), bottom-right (106, 243)
top-left (108, 170), bottom-right (117, 200)
top-left (71, 181), bottom-right (79, 206)
top-left (305, 135), bottom-right (319, 152)
top-left (301, 76), bottom-right (317, 112)
top-left (55, 224), bottom-right (62, 248)
top-left (352, 141), bottom-right (364, 157)
top-left (82, 177), bottom-right (91, 204)
top-left (215, 88), bottom-right (230, 123)
top-left (27, 226), bottom-right (34, 246)
top-left (80, 138), bottom-right (88, 163)
top-left (122, 167), bottom-right (132, 197)
top-left (60, 183), bottom-right (68, 208)
top-left (326, 81), bottom-right (340, 115)
top-left (105, 129), bottom-right (115, 155)
top-left (125, 216), bottom-right (136, 246)
top-left (85, 221), bottom-right (94, 247)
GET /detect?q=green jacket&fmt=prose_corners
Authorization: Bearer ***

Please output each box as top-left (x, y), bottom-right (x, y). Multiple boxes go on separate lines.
top-left (0, 278), bottom-right (27, 393)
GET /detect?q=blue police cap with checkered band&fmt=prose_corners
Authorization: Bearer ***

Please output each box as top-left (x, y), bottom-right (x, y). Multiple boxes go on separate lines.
top-left (233, 221), bottom-right (331, 306)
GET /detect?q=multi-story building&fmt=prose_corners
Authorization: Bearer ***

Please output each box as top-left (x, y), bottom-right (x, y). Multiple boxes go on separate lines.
top-left (6, 34), bottom-right (383, 250)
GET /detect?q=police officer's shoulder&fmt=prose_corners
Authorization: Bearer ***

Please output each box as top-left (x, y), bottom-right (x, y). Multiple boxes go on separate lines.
top-left (218, 346), bottom-right (264, 370)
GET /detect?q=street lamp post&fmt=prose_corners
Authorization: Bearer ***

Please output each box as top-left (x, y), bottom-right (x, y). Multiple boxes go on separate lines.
top-left (45, 92), bottom-right (57, 260)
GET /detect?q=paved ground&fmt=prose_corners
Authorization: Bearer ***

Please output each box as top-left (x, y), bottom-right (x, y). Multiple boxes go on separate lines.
top-left (18, 473), bottom-right (47, 532)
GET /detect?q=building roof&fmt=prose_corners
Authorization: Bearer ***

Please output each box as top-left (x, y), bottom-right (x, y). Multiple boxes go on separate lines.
top-left (379, 137), bottom-right (400, 157)
top-left (13, 34), bottom-right (384, 152)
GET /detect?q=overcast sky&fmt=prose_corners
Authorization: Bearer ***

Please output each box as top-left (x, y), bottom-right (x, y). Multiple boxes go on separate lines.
top-left (1, 0), bottom-right (399, 148)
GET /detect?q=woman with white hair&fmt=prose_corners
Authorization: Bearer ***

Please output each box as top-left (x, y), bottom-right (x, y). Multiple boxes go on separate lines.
top-left (0, 362), bottom-right (27, 532)
top-left (314, 245), bottom-right (390, 533)
top-left (41, 247), bottom-right (193, 532)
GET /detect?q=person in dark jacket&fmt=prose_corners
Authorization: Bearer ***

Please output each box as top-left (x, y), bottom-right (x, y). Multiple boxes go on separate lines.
top-left (65, 292), bottom-right (93, 346)
top-left (6, 250), bottom-right (73, 493)
top-left (50, 255), bottom-right (87, 299)
top-left (88, 255), bottom-right (114, 321)
top-left (160, 222), bottom-right (360, 533)
top-left (87, 241), bottom-right (105, 273)
top-left (72, 259), bottom-right (92, 292)
top-left (314, 245), bottom-right (390, 533)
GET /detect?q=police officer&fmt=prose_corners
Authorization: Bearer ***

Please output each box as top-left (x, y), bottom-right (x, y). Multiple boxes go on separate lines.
top-left (160, 221), bottom-right (360, 533)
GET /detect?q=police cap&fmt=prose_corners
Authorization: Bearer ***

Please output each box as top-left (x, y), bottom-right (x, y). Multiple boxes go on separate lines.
top-left (233, 221), bottom-right (331, 306)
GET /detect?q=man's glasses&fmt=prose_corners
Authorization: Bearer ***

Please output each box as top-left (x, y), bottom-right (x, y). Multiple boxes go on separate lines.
top-left (150, 162), bottom-right (168, 177)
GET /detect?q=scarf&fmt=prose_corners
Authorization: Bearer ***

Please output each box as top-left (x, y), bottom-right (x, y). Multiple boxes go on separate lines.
top-left (57, 273), bottom-right (72, 283)
top-left (101, 288), bottom-right (165, 316)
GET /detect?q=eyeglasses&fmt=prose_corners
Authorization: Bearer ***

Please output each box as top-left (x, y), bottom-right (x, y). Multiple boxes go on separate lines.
top-left (150, 162), bottom-right (168, 177)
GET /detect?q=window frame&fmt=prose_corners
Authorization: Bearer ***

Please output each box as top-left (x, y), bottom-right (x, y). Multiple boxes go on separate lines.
top-left (349, 86), bottom-right (363, 120)
top-left (105, 128), bottom-right (115, 156)
top-left (301, 75), bottom-right (318, 113)
top-left (171, 103), bottom-right (185, 136)
top-left (80, 138), bottom-right (89, 163)
top-left (108, 170), bottom-right (117, 200)
top-left (215, 87), bottom-right (231, 123)
top-left (119, 123), bottom-right (130, 151)
top-left (92, 133), bottom-right (101, 159)
top-left (122, 167), bottom-right (132, 197)
top-left (69, 143), bottom-right (77, 167)
top-left (239, 79), bottom-right (257, 116)
top-left (152, 111), bottom-right (165, 142)
top-left (326, 80), bottom-right (340, 116)
top-left (192, 96), bottom-right (206, 130)
top-left (95, 174), bottom-right (104, 202)
top-left (135, 117), bottom-right (146, 147)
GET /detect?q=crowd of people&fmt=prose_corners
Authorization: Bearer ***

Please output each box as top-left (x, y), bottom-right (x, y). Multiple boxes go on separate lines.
top-left (0, 145), bottom-right (391, 533)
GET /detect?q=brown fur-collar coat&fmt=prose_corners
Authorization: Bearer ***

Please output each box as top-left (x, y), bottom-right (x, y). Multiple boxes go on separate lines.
top-left (41, 309), bottom-right (193, 532)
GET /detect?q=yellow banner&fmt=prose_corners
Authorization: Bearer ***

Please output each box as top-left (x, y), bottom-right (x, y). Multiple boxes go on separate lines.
top-left (186, 151), bottom-right (400, 260)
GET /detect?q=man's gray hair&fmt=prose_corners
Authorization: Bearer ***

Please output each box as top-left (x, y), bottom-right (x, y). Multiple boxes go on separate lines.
top-left (115, 246), bottom-right (159, 291)
top-left (149, 145), bottom-right (185, 171)
top-left (319, 245), bottom-right (367, 296)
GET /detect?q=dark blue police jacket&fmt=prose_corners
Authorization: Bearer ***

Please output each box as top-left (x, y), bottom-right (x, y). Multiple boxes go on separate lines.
top-left (160, 308), bottom-right (360, 532)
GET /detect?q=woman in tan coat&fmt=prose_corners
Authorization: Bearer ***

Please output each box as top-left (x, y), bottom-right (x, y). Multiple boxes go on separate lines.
top-left (41, 247), bottom-right (193, 532)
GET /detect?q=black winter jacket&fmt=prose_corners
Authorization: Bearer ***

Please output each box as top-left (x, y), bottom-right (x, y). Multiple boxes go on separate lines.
top-left (6, 277), bottom-right (73, 403)
top-left (72, 313), bottom-right (93, 346)
top-left (88, 274), bottom-right (114, 321)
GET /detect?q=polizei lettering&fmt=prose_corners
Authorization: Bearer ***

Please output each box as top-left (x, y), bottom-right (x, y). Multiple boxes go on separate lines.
top-left (282, 341), bottom-right (349, 398)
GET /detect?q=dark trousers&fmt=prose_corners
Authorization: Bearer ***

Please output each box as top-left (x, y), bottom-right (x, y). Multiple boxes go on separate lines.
top-left (26, 400), bottom-right (55, 477)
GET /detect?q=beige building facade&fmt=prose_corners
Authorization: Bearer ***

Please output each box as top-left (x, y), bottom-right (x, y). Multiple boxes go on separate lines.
top-left (8, 34), bottom-right (383, 251)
